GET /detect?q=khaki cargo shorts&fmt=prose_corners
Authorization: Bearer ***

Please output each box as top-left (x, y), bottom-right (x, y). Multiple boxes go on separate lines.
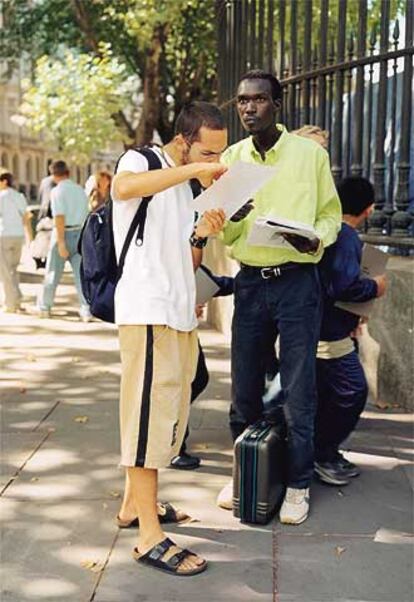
top-left (118, 325), bottom-right (198, 469)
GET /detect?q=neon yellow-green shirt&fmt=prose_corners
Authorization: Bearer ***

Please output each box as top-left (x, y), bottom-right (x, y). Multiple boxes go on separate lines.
top-left (221, 124), bottom-right (342, 267)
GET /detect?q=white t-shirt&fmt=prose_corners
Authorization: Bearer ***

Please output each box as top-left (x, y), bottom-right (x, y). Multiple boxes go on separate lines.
top-left (111, 148), bottom-right (197, 331)
top-left (0, 188), bottom-right (27, 237)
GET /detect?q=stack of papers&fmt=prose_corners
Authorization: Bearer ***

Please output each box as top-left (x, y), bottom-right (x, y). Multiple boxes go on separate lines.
top-left (248, 215), bottom-right (318, 249)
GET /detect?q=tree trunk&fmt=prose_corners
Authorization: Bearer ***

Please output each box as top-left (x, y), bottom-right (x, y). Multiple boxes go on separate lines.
top-left (69, 0), bottom-right (100, 53)
top-left (135, 26), bottom-right (165, 145)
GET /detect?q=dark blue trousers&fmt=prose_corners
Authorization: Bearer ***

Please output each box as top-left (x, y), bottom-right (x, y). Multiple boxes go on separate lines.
top-left (231, 264), bottom-right (322, 488)
top-left (180, 343), bottom-right (209, 455)
top-left (315, 350), bottom-right (368, 462)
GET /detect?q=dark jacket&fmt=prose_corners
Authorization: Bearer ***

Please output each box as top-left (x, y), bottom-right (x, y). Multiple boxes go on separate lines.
top-left (318, 223), bottom-right (378, 341)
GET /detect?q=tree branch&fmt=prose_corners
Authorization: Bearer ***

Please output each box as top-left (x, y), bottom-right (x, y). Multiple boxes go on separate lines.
top-left (69, 0), bottom-right (100, 54)
top-left (112, 110), bottom-right (135, 142)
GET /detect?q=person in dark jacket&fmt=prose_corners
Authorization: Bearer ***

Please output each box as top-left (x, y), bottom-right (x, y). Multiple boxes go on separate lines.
top-left (314, 177), bottom-right (387, 486)
top-left (170, 266), bottom-right (235, 469)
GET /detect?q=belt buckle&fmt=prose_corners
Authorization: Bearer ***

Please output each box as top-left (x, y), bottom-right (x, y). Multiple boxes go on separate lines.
top-left (261, 267), bottom-right (281, 279)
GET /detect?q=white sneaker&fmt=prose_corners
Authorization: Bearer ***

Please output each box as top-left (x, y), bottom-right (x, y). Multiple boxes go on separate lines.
top-left (279, 487), bottom-right (310, 525)
top-left (80, 313), bottom-right (92, 323)
top-left (79, 306), bottom-right (92, 322)
top-left (38, 309), bottom-right (51, 319)
top-left (216, 479), bottom-right (233, 510)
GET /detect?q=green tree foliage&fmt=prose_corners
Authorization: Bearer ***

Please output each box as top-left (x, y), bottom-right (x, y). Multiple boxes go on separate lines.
top-left (20, 46), bottom-right (135, 164)
top-left (0, 0), bottom-right (218, 151)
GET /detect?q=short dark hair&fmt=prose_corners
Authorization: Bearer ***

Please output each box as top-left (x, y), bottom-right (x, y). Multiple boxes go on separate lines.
top-left (337, 177), bottom-right (375, 216)
top-left (51, 160), bottom-right (69, 177)
top-left (239, 69), bottom-right (282, 102)
top-left (174, 101), bottom-right (226, 143)
top-left (0, 172), bottom-right (13, 187)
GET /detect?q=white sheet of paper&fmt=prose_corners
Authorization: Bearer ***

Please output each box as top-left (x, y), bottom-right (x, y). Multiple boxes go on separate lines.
top-left (195, 268), bottom-right (220, 305)
top-left (358, 244), bottom-right (389, 278)
top-left (193, 161), bottom-right (277, 218)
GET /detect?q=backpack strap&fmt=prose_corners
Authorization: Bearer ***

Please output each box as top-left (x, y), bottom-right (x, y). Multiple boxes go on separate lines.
top-left (115, 147), bottom-right (162, 281)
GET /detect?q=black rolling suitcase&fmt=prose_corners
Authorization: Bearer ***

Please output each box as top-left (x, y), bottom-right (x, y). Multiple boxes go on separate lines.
top-left (233, 419), bottom-right (286, 524)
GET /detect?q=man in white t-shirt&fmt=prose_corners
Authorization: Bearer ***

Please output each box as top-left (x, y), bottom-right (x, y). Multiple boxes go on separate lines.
top-left (0, 170), bottom-right (32, 312)
top-left (111, 102), bottom-right (228, 577)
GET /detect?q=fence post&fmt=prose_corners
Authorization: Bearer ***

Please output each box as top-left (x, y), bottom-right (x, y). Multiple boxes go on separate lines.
top-left (369, 0), bottom-right (390, 234)
top-left (331, 0), bottom-right (347, 184)
top-left (351, 0), bottom-right (367, 178)
top-left (392, 0), bottom-right (413, 237)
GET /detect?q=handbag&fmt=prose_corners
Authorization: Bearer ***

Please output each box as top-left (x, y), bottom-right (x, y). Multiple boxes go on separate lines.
top-left (29, 216), bottom-right (53, 268)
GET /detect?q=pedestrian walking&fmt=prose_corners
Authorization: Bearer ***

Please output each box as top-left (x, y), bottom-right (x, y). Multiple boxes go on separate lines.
top-left (37, 160), bottom-right (90, 320)
top-left (112, 101), bottom-right (228, 576)
top-left (0, 170), bottom-right (32, 312)
top-left (216, 70), bottom-right (342, 525)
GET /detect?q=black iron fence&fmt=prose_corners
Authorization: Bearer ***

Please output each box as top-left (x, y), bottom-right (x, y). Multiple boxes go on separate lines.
top-left (217, 0), bottom-right (414, 241)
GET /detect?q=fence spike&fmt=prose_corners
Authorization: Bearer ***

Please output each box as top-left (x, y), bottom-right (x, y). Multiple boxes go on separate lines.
top-left (369, 24), bottom-right (377, 51)
top-left (393, 19), bottom-right (400, 44)
top-left (347, 31), bottom-right (355, 57)
top-left (329, 37), bottom-right (336, 63)
top-left (312, 45), bottom-right (318, 68)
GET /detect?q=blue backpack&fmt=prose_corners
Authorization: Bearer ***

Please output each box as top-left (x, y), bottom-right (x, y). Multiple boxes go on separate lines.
top-left (78, 147), bottom-right (162, 323)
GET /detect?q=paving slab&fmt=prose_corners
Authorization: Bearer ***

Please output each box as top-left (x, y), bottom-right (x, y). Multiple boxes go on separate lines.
top-left (0, 397), bottom-right (60, 432)
top-left (0, 272), bottom-right (413, 602)
top-left (94, 526), bottom-right (274, 602)
top-left (276, 532), bottom-right (413, 602)
top-left (0, 498), bottom-right (119, 602)
top-left (3, 429), bottom-right (122, 502)
top-left (0, 432), bottom-right (49, 490)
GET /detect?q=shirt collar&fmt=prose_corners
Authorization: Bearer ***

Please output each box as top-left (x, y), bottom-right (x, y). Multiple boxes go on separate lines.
top-left (247, 123), bottom-right (288, 159)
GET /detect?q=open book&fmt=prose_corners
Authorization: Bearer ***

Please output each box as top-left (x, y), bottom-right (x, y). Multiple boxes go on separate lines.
top-left (247, 215), bottom-right (318, 249)
top-left (335, 244), bottom-right (389, 317)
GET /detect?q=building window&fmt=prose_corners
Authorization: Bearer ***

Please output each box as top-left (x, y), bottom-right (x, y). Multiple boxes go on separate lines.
top-left (36, 156), bottom-right (42, 181)
top-left (12, 155), bottom-right (19, 179)
top-left (1, 151), bottom-right (9, 169)
top-left (26, 157), bottom-right (33, 183)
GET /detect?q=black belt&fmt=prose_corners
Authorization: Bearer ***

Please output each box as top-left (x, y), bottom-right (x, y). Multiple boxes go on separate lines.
top-left (240, 262), bottom-right (304, 280)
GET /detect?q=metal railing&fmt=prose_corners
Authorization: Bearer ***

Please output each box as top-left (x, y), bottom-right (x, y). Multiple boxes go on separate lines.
top-left (217, 0), bottom-right (414, 241)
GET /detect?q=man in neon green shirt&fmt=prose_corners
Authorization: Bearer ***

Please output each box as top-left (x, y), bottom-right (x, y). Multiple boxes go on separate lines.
top-left (217, 70), bottom-right (341, 525)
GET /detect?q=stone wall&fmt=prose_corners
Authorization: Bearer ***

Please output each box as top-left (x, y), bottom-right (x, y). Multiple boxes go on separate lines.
top-left (360, 255), bottom-right (414, 410)
top-left (204, 239), bottom-right (414, 411)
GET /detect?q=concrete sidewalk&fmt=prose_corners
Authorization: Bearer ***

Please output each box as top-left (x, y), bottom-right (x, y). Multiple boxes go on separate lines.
top-left (0, 266), bottom-right (413, 602)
